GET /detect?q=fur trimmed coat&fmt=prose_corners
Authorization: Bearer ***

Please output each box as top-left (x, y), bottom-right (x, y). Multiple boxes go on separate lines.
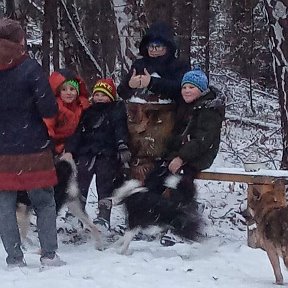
top-left (117, 22), bottom-right (189, 102)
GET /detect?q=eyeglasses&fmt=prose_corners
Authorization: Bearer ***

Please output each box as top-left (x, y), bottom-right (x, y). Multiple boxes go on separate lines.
top-left (147, 43), bottom-right (166, 51)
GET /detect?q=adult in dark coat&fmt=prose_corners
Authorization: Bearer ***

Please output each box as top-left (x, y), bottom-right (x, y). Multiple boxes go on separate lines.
top-left (118, 21), bottom-right (188, 102)
top-left (118, 21), bottom-right (190, 183)
top-left (0, 18), bottom-right (64, 267)
top-left (145, 66), bottom-right (225, 246)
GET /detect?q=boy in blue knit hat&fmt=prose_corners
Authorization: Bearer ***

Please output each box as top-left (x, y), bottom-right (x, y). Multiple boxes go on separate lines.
top-left (144, 66), bottom-right (225, 246)
top-left (165, 66), bottom-right (224, 173)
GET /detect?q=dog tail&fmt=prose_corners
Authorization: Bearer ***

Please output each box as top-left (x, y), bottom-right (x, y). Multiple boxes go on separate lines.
top-left (55, 158), bottom-right (79, 199)
top-left (110, 179), bottom-right (148, 205)
top-left (65, 158), bottom-right (79, 199)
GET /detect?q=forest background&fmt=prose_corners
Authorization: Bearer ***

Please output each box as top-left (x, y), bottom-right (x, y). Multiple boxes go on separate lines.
top-left (0, 0), bottom-right (287, 169)
top-left (1, 3), bottom-right (288, 281)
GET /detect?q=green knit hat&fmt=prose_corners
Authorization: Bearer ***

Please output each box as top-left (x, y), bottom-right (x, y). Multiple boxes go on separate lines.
top-left (64, 79), bottom-right (80, 95)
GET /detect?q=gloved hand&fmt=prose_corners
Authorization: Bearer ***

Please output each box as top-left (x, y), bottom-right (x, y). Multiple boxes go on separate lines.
top-left (117, 142), bottom-right (131, 164)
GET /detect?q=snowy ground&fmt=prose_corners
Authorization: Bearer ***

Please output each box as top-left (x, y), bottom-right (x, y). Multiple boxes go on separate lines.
top-left (0, 225), bottom-right (284, 288)
top-left (0, 177), bottom-right (285, 288)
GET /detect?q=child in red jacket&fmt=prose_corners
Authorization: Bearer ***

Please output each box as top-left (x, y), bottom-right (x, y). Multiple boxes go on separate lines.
top-left (44, 69), bottom-right (90, 155)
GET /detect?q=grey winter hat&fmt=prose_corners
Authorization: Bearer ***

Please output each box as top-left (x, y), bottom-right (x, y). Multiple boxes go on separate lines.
top-left (0, 18), bottom-right (25, 43)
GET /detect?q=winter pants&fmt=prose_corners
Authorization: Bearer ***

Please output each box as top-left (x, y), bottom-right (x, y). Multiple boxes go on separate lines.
top-left (0, 187), bottom-right (58, 265)
top-left (76, 155), bottom-right (122, 221)
top-left (77, 155), bottom-right (122, 200)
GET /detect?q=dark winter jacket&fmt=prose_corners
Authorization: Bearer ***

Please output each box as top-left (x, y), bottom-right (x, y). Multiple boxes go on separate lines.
top-left (164, 87), bottom-right (225, 171)
top-left (0, 39), bottom-right (58, 190)
top-left (118, 22), bottom-right (189, 102)
top-left (65, 101), bottom-right (129, 159)
top-left (0, 57), bottom-right (57, 154)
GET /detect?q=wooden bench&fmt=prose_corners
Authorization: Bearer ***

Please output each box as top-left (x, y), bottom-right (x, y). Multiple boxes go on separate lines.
top-left (195, 167), bottom-right (288, 248)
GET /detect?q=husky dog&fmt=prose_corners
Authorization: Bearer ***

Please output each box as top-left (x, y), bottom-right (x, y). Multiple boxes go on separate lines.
top-left (110, 175), bottom-right (201, 254)
top-left (249, 185), bottom-right (288, 285)
top-left (16, 158), bottom-right (102, 249)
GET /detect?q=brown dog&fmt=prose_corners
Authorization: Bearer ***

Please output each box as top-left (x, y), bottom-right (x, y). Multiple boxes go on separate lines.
top-left (249, 184), bottom-right (288, 285)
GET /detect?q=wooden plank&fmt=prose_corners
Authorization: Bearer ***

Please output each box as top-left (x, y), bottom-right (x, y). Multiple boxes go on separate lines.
top-left (196, 171), bottom-right (286, 184)
top-left (201, 167), bottom-right (288, 178)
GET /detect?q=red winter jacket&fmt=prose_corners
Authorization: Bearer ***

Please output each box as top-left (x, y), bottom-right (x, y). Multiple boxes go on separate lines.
top-left (44, 69), bottom-right (91, 154)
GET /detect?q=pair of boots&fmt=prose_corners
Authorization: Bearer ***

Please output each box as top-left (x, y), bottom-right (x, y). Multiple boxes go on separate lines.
top-left (8, 253), bottom-right (66, 268)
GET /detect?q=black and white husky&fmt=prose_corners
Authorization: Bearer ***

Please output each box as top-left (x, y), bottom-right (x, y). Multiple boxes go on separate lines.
top-left (110, 175), bottom-right (201, 254)
top-left (16, 158), bottom-right (102, 249)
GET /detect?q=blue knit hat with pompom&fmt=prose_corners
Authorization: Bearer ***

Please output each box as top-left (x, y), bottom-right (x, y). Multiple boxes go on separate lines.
top-left (181, 66), bottom-right (208, 92)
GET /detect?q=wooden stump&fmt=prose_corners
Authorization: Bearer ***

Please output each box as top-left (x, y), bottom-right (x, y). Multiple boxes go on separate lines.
top-left (127, 102), bottom-right (176, 182)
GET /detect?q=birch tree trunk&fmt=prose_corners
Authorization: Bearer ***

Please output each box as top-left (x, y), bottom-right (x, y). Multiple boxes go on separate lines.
top-left (263, 0), bottom-right (288, 168)
top-left (113, 0), bottom-right (147, 79)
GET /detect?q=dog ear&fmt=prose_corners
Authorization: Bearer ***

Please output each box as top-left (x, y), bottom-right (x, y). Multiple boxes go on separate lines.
top-left (252, 187), bottom-right (261, 200)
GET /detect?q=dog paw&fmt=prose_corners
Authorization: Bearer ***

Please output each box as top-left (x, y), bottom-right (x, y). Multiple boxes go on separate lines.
top-left (118, 248), bottom-right (133, 256)
top-left (95, 241), bottom-right (105, 251)
top-left (275, 277), bottom-right (284, 285)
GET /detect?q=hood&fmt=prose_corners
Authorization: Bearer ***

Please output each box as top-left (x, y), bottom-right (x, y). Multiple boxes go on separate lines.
top-left (0, 39), bottom-right (27, 70)
top-left (192, 87), bottom-right (226, 118)
top-left (49, 68), bottom-right (89, 100)
top-left (139, 21), bottom-right (177, 58)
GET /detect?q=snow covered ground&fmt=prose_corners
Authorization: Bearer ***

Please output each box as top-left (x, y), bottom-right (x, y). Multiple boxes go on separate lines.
top-left (0, 223), bottom-right (284, 288)
top-left (0, 177), bottom-right (285, 288)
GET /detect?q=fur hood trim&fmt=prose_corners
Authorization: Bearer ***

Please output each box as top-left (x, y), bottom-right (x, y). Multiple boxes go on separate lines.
top-left (139, 21), bottom-right (177, 58)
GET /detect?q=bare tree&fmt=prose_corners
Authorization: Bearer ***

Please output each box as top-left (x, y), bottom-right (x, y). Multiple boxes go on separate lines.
top-left (5, 0), bottom-right (16, 18)
top-left (42, 0), bottom-right (59, 74)
top-left (173, 0), bottom-right (193, 64)
top-left (113, 0), bottom-right (147, 77)
top-left (51, 0), bottom-right (59, 71)
top-left (190, 0), bottom-right (210, 72)
top-left (144, 0), bottom-right (173, 25)
top-left (263, 0), bottom-right (288, 168)
top-left (42, 0), bottom-right (51, 74)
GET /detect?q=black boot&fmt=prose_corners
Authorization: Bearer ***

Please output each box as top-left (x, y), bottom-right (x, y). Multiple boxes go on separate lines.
top-left (94, 199), bottom-right (112, 234)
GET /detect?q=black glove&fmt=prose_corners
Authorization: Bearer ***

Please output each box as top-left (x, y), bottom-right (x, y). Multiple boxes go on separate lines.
top-left (117, 142), bottom-right (131, 164)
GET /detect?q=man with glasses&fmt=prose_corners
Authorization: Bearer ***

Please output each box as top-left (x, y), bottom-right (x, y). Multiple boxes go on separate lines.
top-left (118, 21), bottom-right (190, 184)
top-left (146, 40), bottom-right (167, 57)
